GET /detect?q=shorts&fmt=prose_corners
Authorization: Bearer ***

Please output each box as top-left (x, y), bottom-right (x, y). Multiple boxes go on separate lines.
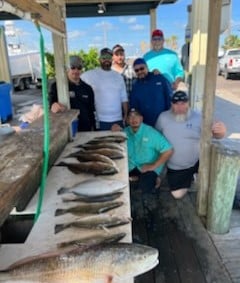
top-left (167, 161), bottom-right (199, 191)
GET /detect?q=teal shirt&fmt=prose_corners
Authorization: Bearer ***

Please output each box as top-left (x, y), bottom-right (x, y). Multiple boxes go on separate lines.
top-left (144, 48), bottom-right (184, 84)
top-left (124, 123), bottom-right (172, 174)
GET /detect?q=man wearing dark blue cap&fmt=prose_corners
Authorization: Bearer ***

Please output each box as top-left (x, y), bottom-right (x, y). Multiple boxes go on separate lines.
top-left (155, 90), bottom-right (226, 199)
top-left (129, 57), bottom-right (172, 127)
top-left (81, 48), bottom-right (128, 130)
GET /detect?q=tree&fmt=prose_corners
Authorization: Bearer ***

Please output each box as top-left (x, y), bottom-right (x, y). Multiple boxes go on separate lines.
top-left (222, 34), bottom-right (240, 50)
top-left (45, 48), bottom-right (100, 78)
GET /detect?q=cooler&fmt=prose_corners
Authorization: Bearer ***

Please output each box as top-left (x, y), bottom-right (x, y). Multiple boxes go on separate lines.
top-left (0, 83), bottom-right (13, 123)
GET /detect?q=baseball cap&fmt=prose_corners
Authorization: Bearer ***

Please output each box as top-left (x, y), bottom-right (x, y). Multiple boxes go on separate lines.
top-left (69, 55), bottom-right (83, 69)
top-left (151, 29), bottom-right (164, 38)
top-left (133, 58), bottom-right (147, 67)
top-left (127, 108), bottom-right (142, 117)
top-left (100, 47), bottom-right (113, 58)
top-left (112, 44), bottom-right (125, 54)
top-left (171, 91), bottom-right (189, 103)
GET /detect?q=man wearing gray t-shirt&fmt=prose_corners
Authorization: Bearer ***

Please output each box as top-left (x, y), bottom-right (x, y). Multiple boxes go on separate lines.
top-left (155, 91), bottom-right (226, 199)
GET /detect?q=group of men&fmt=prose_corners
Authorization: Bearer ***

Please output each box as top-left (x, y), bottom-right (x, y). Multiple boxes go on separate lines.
top-left (49, 28), bottom-right (226, 199)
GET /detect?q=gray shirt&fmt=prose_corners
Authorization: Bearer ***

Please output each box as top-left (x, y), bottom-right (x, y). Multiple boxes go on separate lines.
top-left (155, 109), bottom-right (201, 170)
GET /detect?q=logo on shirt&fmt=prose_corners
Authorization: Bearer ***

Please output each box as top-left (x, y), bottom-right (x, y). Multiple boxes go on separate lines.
top-left (142, 137), bottom-right (149, 142)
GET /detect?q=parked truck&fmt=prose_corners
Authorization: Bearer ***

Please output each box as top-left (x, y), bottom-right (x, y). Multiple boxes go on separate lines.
top-left (218, 48), bottom-right (240, 79)
top-left (9, 51), bottom-right (41, 90)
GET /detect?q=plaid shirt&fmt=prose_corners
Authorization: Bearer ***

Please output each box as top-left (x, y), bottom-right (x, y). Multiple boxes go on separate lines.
top-left (113, 64), bottom-right (136, 97)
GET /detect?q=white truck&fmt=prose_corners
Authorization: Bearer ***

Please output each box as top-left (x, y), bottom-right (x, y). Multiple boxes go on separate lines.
top-left (9, 51), bottom-right (41, 90)
top-left (218, 48), bottom-right (240, 79)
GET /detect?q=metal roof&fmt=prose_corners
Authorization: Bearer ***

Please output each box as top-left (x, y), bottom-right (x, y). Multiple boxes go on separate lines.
top-left (0, 0), bottom-right (178, 20)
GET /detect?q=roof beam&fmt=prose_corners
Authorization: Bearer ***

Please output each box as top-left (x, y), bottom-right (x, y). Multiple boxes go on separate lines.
top-left (4, 0), bottom-right (65, 35)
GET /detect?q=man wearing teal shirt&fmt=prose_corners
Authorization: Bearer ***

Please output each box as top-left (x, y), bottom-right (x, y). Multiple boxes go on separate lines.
top-left (112, 108), bottom-right (173, 194)
top-left (144, 29), bottom-right (184, 90)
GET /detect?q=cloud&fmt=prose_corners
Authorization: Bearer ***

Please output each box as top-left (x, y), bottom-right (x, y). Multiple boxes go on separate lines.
top-left (95, 21), bottom-right (114, 30)
top-left (129, 24), bottom-right (145, 31)
top-left (119, 17), bottom-right (137, 24)
top-left (68, 30), bottom-right (86, 39)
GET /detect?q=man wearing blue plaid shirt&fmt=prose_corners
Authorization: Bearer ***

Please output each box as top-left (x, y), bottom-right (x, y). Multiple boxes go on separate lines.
top-left (112, 44), bottom-right (136, 97)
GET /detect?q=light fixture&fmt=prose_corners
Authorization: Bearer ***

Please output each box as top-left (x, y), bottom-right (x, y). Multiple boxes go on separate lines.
top-left (97, 3), bottom-right (106, 14)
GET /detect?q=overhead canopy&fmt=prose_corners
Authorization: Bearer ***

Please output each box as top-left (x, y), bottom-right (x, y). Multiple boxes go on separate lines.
top-left (0, 0), bottom-right (177, 20)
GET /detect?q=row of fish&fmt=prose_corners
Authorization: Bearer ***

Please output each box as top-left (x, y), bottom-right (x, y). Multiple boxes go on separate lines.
top-left (56, 135), bottom-right (126, 175)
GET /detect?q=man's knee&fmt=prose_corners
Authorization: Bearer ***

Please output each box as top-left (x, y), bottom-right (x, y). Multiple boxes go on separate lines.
top-left (171, 188), bottom-right (188, 199)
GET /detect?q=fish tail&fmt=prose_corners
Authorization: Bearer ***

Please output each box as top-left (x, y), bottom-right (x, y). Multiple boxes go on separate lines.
top-left (55, 223), bottom-right (68, 234)
top-left (55, 208), bottom-right (67, 216)
top-left (57, 187), bottom-right (68, 195)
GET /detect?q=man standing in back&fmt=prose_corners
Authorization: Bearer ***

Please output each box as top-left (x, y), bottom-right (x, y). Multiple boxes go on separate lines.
top-left (144, 29), bottom-right (184, 90)
top-left (81, 48), bottom-right (128, 130)
top-left (111, 44), bottom-right (136, 97)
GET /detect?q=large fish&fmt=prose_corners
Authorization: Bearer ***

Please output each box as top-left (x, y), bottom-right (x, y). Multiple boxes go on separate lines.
top-left (64, 151), bottom-right (117, 167)
top-left (55, 201), bottom-right (124, 216)
top-left (54, 214), bottom-right (130, 234)
top-left (88, 134), bottom-right (127, 143)
top-left (76, 142), bottom-right (124, 152)
top-left (57, 178), bottom-right (127, 197)
top-left (76, 148), bottom-right (124, 159)
top-left (56, 161), bottom-right (119, 175)
top-left (0, 243), bottom-right (159, 283)
top-left (61, 191), bottom-right (123, 203)
top-left (57, 232), bottom-right (126, 248)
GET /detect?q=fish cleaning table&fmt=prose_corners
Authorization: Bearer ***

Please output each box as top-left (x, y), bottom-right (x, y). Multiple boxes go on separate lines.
top-left (0, 131), bottom-right (132, 283)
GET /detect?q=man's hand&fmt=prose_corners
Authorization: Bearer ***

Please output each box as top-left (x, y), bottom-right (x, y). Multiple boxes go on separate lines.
top-left (140, 164), bottom-right (155, 173)
top-left (51, 102), bottom-right (66, 113)
top-left (111, 124), bottom-right (122, 132)
top-left (212, 121), bottom-right (226, 139)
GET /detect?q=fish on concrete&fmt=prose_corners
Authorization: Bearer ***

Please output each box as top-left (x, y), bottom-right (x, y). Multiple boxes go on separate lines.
top-left (56, 161), bottom-right (119, 175)
top-left (57, 232), bottom-right (126, 249)
top-left (57, 178), bottom-right (127, 197)
top-left (76, 142), bottom-right (124, 152)
top-left (0, 243), bottom-right (159, 283)
top-left (64, 151), bottom-right (117, 167)
top-left (55, 201), bottom-right (124, 216)
top-left (88, 134), bottom-right (127, 144)
top-left (61, 191), bottom-right (123, 203)
top-left (54, 214), bottom-right (131, 234)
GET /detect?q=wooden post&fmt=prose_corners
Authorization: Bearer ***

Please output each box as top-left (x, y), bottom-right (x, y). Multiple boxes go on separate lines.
top-left (197, 0), bottom-right (222, 217)
top-left (207, 140), bottom-right (240, 234)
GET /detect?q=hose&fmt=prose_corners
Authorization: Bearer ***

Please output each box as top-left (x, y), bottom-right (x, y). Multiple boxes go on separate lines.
top-left (34, 21), bottom-right (50, 223)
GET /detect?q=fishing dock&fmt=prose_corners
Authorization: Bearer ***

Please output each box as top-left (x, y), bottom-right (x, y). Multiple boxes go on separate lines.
top-left (132, 182), bottom-right (240, 283)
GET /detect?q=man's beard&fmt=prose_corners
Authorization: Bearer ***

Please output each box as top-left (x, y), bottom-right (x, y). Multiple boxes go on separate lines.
top-left (172, 109), bottom-right (190, 122)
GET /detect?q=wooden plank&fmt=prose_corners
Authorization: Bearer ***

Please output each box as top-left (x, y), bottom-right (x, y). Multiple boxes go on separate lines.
top-left (5, 0), bottom-right (65, 34)
top-left (197, 0), bottom-right (222, 216)
top-left (0, 110), bottom-right (78, 227)
top-left (177, 195), bottom-right (232, 283)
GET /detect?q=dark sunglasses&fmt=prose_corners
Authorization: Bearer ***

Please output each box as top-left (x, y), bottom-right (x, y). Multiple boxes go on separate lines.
top-left (70, 66), bottom-right (82, 70)
top-left (134, 66), bottom-right (145, 73)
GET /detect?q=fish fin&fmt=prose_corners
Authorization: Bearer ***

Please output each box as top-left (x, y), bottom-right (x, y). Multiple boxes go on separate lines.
top-left (55, 161), bottom-right (66, 166)
top-left (55, 223), bottom-right (68, 234)
top-left (55, 209), bottom-right (66, 216)
top-left (57, 187), bottom-right (68, 195)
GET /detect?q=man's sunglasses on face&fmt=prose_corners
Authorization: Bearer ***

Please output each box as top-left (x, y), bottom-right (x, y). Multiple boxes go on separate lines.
top-left (134, 66), bottom-right (145, 73)
top-left (152, 37), bottom-right (163, 41)
top-left (70, 65), bottom-right (82, 70)
top-left (100, 55), bottom-right (113, 60)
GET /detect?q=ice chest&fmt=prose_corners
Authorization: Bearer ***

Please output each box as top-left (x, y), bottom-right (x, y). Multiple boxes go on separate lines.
top-left (0, 83), bottom-right (13, 123)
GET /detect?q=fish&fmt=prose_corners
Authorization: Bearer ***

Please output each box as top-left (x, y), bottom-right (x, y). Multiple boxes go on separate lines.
top-left (57, 178), bottom-right (127, 197)
top-left (54, 214), bottom-right (131, 234)
top-left (61, 191), bottom-right (123, 203)
top-left (64, 151), bottom-right (117, 167)
top-left (76, 142), bottom-right (124, 152)
top-left (56, 161), bottom-right (119, 175)
top-left (0, 243), bottom-right (159, 283)
top-left (57, 232), bottom-right (126, 248)
top-left (88, 134), bottom-right (127, 143)
top-left (72, 148), bottom-right (124, 159)
top-left (55, 201), bottom-right (124, 216)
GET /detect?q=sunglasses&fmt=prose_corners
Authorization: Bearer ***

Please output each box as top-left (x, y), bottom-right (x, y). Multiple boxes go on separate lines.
top-left (70, 66), bottom-right (82, 70)
top-left (134, 66), bottom-right (145, 73)
top-left (100, 55), bottom-right (113, 60)
top-left (152, 37), bottom-right (163, 41)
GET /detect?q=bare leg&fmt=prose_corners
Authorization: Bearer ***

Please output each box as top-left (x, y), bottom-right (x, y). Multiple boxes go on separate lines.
top-left (171, 188), bottom-right (188, 199)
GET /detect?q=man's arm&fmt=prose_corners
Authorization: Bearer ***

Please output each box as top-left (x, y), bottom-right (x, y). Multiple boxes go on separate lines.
top-left (140, 149), bottom-right (173, 173)
top-left (122, 101), bottom-right (129, 124)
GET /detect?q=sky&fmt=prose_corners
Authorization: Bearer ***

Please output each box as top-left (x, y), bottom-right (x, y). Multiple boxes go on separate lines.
top-left (0, 0), bottom-right (240, 57)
